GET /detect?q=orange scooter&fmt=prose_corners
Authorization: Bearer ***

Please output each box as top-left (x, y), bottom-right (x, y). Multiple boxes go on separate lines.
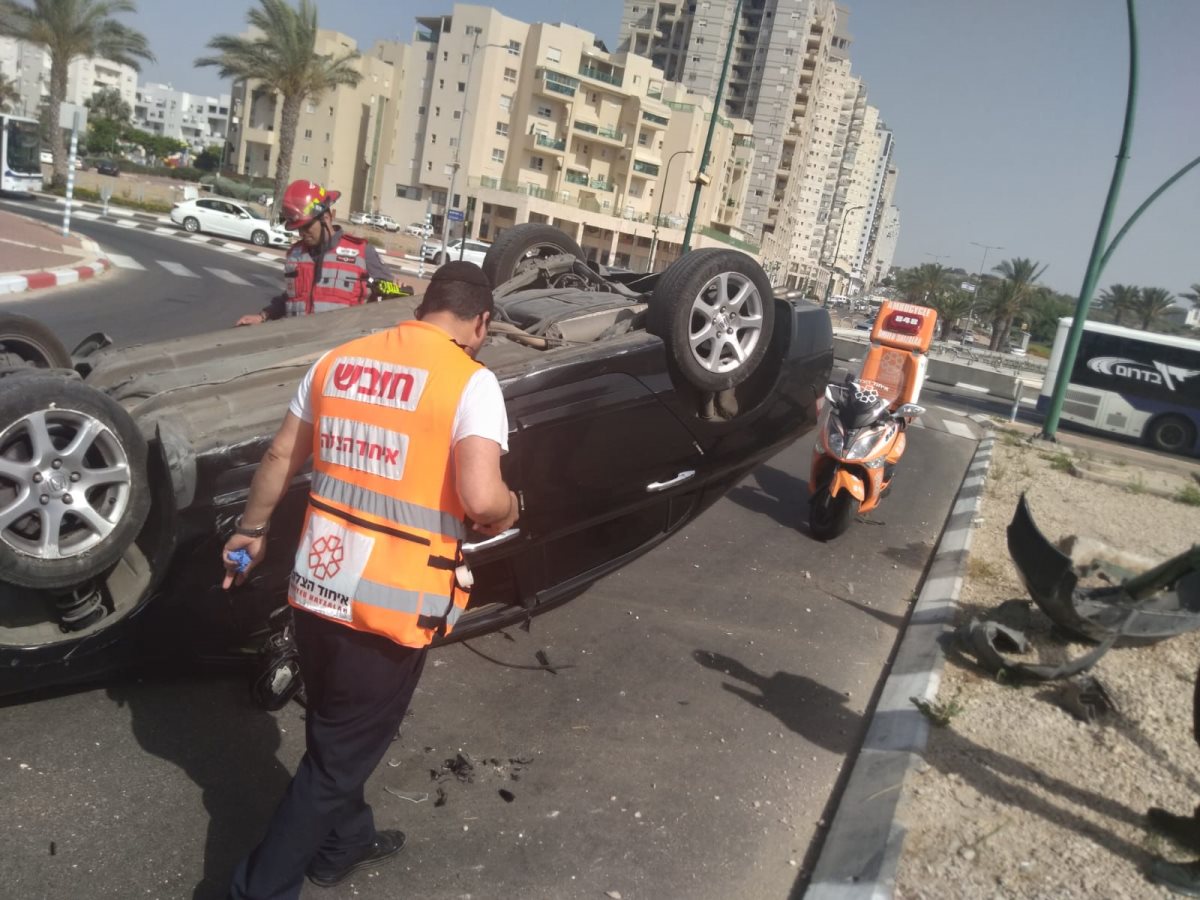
top-left (808, 301), bottom-right (938, 540)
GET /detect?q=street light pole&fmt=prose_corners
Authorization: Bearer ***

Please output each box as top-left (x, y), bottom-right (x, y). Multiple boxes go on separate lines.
top-left (822, 204), bottom-right (864, 307)
top-left (962, 241), bottom-right (1002, 346)
top-left (648, 148), bottom-right (693, 272)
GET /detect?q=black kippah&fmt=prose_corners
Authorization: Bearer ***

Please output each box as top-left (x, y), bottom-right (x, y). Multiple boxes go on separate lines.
top-left (430, 261), bottom-right (491, 289)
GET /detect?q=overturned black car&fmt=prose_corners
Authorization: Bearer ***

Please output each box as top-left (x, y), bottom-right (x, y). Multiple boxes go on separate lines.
top-left (0, 224), bottom-right (833, 701)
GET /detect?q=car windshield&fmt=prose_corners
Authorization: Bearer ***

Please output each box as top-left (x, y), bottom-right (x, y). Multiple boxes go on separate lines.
top-left (243, 203), bottom-right (271, 220)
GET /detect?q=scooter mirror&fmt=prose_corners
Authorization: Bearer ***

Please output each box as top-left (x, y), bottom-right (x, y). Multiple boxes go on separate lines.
top-left (824, 384), bottom-right (839, 403)
top-left (895, 403), bottom-right (926, 418)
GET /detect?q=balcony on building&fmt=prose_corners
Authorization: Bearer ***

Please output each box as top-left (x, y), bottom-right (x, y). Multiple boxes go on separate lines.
top-left (532, 132), bottom-right (566, 153)
top-left (577, 58), bottom-right (625, 90)
top-left (572, 119), bottom-right (625, 146)
top-left (631, 159), bottom-right (660, 178)
top-left (537, 67), bottom-right (579, 98)
top-left (641, 109), bottom-right (669, 127)
top-left (564, 169), bottom-right (589, 186)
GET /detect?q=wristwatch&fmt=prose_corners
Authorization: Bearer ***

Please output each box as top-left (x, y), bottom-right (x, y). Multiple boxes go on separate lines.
top-left (234, 515), bottom-right (270, 538)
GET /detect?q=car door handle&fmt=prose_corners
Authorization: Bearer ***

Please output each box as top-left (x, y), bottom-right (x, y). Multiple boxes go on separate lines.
top-left (462, 528), bottom-right (521, 553)
top-left (646, 470), bottom-right (696, 493)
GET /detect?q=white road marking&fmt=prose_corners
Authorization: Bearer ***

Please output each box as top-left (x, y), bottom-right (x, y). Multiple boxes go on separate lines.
top-left (223, 241), bottom-right (249, 251)
top-left (114, 219), bottom-right (138, 228)
top-left (158, 260), bottom-right (199, 278)
top-left (74, 210), bottom-right (101, 220)
top-left (943, 420), bottom-right (976, 439)
top-left (954, 382), bottom-right (991, 394)
top-left (206, 267), bottom-right (252, 286)
top-left (154, 227), bottom-right (177, 235)
top-left (106, 253), bottom-right (146, 270)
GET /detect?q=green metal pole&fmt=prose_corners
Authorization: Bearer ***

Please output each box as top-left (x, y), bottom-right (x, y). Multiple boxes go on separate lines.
top-left (682, 0), bottom-right (743, 254)
top-left (1097, 153), bottom-right (1200, 275)
top-left (1042, 0), bottom-right (1138, 440)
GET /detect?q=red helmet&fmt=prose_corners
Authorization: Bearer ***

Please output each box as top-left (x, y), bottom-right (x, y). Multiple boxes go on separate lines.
top-left (281, 180), bottom-right (341, 229)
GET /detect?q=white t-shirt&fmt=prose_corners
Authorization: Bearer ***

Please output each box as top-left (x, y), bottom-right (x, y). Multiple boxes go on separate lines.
top-left (289, 350), bottom-right (509, 452)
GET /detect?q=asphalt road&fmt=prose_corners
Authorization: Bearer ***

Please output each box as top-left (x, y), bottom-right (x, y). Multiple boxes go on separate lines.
top-left (0, 422), bottom-right (979, 900)
top-left (0, 196), bottom-right (286, 347)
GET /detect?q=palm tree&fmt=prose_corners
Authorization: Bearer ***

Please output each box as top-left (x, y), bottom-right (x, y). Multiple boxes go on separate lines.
top-left (894, 263), bottom-right (952, 308)
top-left (197, 0), bottom-right (362, 206)
top-left (930, 290), bottom-right (971, 340)
top-left (1130, 287), bottom-right (1176, 330)
top-left (988, 257), bottom-right (1047, 350)
top-left (1097, 283), bottom-right (1140, 326)
top-left (0, 0), bottom-right (154, 187)
top-left (1182, 283), bottom-right (1200, 310)
top-left (0, 72), bottom-right (20, 113)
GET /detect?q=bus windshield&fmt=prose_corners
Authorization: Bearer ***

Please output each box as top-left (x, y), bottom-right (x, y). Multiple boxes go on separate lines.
top-left (4, 117), bottom-right (41, 175)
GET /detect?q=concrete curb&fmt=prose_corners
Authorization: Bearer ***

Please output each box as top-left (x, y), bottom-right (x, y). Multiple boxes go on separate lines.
top-left (805, 434), bottom-right (996, 900)
top-left (0, 235), bottom-right (111, 296)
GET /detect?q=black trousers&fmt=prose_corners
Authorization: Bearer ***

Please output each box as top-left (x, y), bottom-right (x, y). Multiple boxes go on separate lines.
top-left (229, 607), bottom-right (427, 900)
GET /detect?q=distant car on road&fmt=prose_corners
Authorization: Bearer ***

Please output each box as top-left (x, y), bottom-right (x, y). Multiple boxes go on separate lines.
top-left (170, 197), bottom-right (291, 247)
top-left (369, 213), bottom-right (401, 232)
top-left (348, 210), bottom-right (371, 225)
top-left (962, 331), bottom-right (977, 345)
top-left (95, 160), bottom-right (120, 177)
top-left (855, 317), bottom-right (875, 331)
top-left (405, 221), bottom-right (429, 237)
top-left (422, 237), bottom-right (491, 266)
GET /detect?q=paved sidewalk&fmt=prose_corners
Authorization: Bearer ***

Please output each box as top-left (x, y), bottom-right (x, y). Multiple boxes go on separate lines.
top-left (0, 206), bottom-right (110, 295)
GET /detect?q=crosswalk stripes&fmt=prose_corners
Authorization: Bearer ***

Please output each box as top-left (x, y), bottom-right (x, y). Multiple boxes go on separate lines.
top-left (114, 219), bottom-right (139, 229)
top-left (106, 253), bottom-right (146, 270)
top-left (153, 227), bottom-right (176, 235)
top-left (942, 419), bottom-right (976, 440)
top-left (157, 260), bottom-right (199, 278)
top-left (206, 268), bottom-right (252, 286)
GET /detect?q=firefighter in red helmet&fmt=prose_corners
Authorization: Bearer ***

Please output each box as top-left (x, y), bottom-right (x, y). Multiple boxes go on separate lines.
top-left (235, 180), bottom-right (393, 326)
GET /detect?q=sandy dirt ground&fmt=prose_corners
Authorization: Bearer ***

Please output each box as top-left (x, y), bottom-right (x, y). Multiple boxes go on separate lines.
top-left (895, 430), bottom-right (1200, 900)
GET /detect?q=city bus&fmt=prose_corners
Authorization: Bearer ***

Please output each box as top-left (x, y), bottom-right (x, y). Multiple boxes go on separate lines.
top-left (1039, 318), bottom-right (1200, 455)
top-left (1, 113), bottom-right (43, 193)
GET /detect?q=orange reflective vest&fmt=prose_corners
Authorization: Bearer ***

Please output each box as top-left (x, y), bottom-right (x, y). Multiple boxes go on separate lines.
top-left (284, 231), bottom-right (370, 317)
top-left (288, 320), bottom-right (484, 647)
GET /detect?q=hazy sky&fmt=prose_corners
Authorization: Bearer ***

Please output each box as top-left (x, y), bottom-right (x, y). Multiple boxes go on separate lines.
top-left (130, 0), bottom-right (1199, 298)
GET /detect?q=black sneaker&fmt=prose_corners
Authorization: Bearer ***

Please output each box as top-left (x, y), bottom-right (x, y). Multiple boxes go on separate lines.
top-left (1148, 857), bottom-right (1200, 897)
top-left (1149, 807), bottom-right (1200, 853)
top-left (306, 829), bottom-right (407, 888)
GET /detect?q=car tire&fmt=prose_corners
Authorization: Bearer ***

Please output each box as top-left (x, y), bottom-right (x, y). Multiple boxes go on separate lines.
top-left (0, 377), bottom-right (151, 590)
top-left (1146, 414), bottom-right (1196, 455)
top-left (0, 314), bottom-right (73, 370)
top-left (647, 248), bottom-right (777, 393)
top-left (182, 217), bottom-right (200, 234)
top-left (436, 252), bottom-right (448, 265)
top-left (808, 486), bottom-right (856, 541)
top-left (251, 229), bottom-right (268, 246)
top-left (481, 223), bottom-right (586, 287)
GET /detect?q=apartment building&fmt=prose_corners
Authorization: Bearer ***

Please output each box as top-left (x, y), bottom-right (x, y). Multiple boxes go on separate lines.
top-left (224, 30), bottom-right (401, 213)
top-left (0, 37), bottom-right (137, 118)
top-left (133, 83), bottom-right (231, 153)
top-left (380, 4), bottom-right (753, 272)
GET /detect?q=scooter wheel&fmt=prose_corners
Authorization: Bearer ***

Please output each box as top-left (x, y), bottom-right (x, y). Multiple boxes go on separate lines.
top-left (809, 487), bottom-right (856, 541)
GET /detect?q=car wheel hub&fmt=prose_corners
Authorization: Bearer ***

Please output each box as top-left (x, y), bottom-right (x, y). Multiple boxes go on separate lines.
top-left (688, 272), bottom-right (764, 374)
top-left (0, 408), bottom-right (133, 560)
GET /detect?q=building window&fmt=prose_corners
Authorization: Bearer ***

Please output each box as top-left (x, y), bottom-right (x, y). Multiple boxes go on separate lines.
top-left (530, 155), bottom-right (544, 171)
top-left (453, 110), bottom-right (461, 119)
top-left (418, 105), bottom-right (426, 115)
top-left (535, 103), bottom-right (552, 118)
top-left (462, 53), bottom-right (469, 63)
top-left (325, 132), bottom-right (330, 142)
top-left (439, 79), bottom-right (444, 89)
top-left (507, 40), bottom-right (522, 55)
top-left (328, 106), bottom-right (334, 116)
top-left (546, 47), bottom-right (561, 63)
top-left (496, 121), bottom-right (509, 135)
top-left (503, 67), bottom-right (517, 83)
top-left (304, 128), bottom-right (312, 139)
top-left (300, 154), bottom-right (309, 164)
top-left (638, 132), bottom-right (649, 146)
top-left (458, 82), bottom-right (466, 92)
top-left (431, 134), bottom-right (437, 143)
top-left (499, 94), bottom-right (513, 110)
top-left (492, 147), bottom-right (505, 162)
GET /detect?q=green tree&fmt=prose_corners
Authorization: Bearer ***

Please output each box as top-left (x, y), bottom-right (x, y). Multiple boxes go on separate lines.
top-left (121, 125), bottom-right (185, 161)
top-left (85, 116), bottom-right (122, 154)
top-left (1130, 286), bottom-right (1176, 331)
top-left (930, 290), bottom-right (972, 340)
top-left (1096, 283), bottom-right (1139, 326)
top-left (894, 262), bottom-right (953, 307)
top-left (1024, 289), bottom-right (1075, 344)
top-left (197, 0), bottom-right (362, 205)
top-left (84, 85), bottom-right (131, 123)
top-left (0, 72), bottom-right (20, 113)
top-left (0, 0), bottom-right (154, 186)
top-left (194, 144), bottom-right (223, 172)
top-left (987, 257), bottom-right (1046, 351)
top-left (1182, 283), bottom-right (1200, 310)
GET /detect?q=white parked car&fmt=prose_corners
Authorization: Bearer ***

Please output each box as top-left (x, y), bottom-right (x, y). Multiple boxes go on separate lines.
top-left (405, 221), bottom-right (430, 237)
top-left (170, 198), bottom-right (291, 247)
top-left (348, 210), bottom-right (371, 225)
top-left (370, 214), bottom-right (401, 232)
top-left (422, 238), bottom-right (491, 266)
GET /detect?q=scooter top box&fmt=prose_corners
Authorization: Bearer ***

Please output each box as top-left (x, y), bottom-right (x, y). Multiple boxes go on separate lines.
top-left (870, 300), bottom-right (937, 352)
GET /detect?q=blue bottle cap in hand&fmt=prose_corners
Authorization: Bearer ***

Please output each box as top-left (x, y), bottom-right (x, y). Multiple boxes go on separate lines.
top-left (229, 548), bottom-right (253, 573)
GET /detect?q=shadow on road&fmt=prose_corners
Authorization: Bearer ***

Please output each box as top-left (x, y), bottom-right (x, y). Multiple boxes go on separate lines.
top-left (692, 649), bottom-right (860, 755)
top-left (725, 463), bottom-right (813, 530)
top-left (106, 675), bottom-right (292, 900)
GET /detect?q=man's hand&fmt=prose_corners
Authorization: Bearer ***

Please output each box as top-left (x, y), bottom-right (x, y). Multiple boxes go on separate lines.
top-left (221, 533), bottom-right (267, 589)
top-left (235, 312), bottom-right (268, 327)
top-left (474, 490), bottom-right (520, 537)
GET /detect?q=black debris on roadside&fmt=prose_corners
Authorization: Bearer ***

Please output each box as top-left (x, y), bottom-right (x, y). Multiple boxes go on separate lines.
top-left (49, 841), bottom-right (56, 856)
top-left (499, 789), bottom-right (515, 803)
top-left (536, 649), bottom-right (558, 674)
top-left (435, 786), bottom-right (448, 807)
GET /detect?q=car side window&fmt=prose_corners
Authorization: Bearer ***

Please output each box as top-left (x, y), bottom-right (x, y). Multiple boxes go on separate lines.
top-left (197, 199), bottom-right (216, 211)
top-left (468, 242), bottom-right (488, 252)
